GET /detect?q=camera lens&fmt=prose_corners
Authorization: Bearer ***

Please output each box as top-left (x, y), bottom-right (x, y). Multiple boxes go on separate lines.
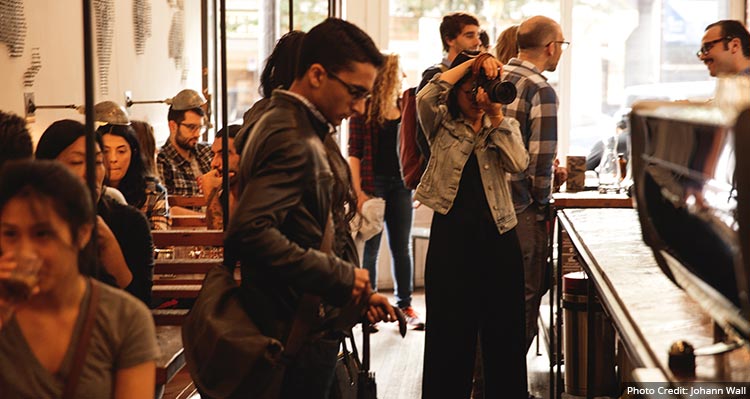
top-left (482, 80), bottom-right (517, 104)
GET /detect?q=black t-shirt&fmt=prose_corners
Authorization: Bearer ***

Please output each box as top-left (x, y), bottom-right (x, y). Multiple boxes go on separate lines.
top-left (450, 153), bottom-right (494, 225)
top-left (374, 118), bottom-right (402, 178)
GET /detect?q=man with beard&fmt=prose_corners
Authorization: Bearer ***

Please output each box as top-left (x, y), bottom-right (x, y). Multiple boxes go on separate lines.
top-left (156, 89), bottom-right (213, 197)
top-left (199, 124), bottom-right (241, 229)
top-left (697, 20), bottom-right (750, 77)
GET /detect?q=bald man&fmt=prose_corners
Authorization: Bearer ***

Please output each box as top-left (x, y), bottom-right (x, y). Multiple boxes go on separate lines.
top-left (501, 15), bottom-right (568, 354)
top-left (698, 19), bottom-right (750, 77)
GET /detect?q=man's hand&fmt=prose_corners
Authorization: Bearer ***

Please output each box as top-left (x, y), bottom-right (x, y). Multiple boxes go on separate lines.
top-left (366, 293), bottom-right (398, 325)
top-left (553, 158), bottom-right (568, 192)
top-left (198, 170), bottom-right (222, 196)
top-left (351, 268), bottom-right (370, 303)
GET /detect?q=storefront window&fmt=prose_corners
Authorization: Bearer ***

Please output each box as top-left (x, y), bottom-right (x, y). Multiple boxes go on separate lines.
top-left (388, 0), bottom-right (730, 158)
top-left (281, 0), bottom-right (330, 32)
top-left (568, 0), bottom-right (728, 156)
top-left (224, 0), bottom-right (330, 125)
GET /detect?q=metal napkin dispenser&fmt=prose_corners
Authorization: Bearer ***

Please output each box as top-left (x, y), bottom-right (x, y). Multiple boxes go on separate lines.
top-left (630, 101), bottom-right (750, 340)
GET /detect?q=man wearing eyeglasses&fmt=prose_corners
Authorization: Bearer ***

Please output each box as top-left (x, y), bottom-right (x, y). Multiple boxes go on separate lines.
top-left (500, 15), bottom-right (567, 364)
top-left (156, 90), bottom-right (213, 197)
top-left (697, 20), bottom-right (750, 77)
top-left (225, 18), bottom-right (400, 398)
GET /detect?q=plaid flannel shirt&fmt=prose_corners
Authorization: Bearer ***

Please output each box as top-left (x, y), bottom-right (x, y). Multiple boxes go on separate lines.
top-left (140, 177), bottom-right (171, 230)
top-left (156, 140), bottom-right (213, 197)
top-left (501, 58), bottom-right (559, 213)
top-left (347, 114), bottom-right (379, 194)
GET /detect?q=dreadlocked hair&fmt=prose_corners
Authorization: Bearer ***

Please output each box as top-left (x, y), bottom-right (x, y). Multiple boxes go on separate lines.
top-left (366, 53), bottom-right (402, 126)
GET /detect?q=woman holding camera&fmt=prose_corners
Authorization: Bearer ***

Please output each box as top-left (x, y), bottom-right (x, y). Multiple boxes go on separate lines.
top-left (415, 52), bottom-right (529, 398)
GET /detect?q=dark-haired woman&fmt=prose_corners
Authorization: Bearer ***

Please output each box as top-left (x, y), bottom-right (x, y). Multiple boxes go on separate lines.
top-left (100, 124), bottom-right (170, 230)
top-left (0, 160), bottom-right (158, 398)
top-left (416, 53), bottom-right (529, 398)
top-left (36, 120), bottom-right (154, 306)
top-left (234, 30), bottom-right (305, 153)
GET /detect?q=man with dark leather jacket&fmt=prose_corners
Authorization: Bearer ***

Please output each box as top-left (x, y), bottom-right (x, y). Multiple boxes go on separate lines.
top-left (226, 18), bottom-right (398, 398)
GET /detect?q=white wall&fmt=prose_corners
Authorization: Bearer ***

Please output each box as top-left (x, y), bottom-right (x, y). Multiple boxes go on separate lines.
top-left (344, 0), bottom-right (389, 49)
top-left (0, 0), bottom-right (202, 145)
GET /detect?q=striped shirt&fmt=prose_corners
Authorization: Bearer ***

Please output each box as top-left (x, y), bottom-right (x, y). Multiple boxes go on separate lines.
top-left (501, 58), bottom-right (559, 213)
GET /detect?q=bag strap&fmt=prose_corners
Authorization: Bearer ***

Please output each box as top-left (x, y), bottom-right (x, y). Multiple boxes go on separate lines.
top-left (340, 334), bottom-right (359, 384)
top-left (283, 213), bottom-right (334, 357)
top-left (62, 278), bottom-right (101, 399)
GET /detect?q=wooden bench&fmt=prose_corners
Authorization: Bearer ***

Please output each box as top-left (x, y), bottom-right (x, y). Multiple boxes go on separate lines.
top-left (152, 230), bottom-right (224, 248)
top-left (155, 325), bottom-right (186, 399)
top-left (170, 215), bottom-right (207, 228)
top-left (151, 230), bottom-right (226, 325)
top-left (168, 195), bottom-right (207, 208)
top-left (152, 308), bottom-right (191, 326)
top-left (161, 367), bottom-right (197, 399)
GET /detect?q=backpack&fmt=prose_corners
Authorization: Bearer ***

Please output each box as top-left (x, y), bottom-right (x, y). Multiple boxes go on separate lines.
top-left (398, 87), bottom-right (425, 190)
top-left (398, 63), bottom-right (449, 190)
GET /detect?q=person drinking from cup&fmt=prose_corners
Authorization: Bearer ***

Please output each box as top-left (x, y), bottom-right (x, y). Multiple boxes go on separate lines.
top-left (0, 160), bottom-right (158, 398)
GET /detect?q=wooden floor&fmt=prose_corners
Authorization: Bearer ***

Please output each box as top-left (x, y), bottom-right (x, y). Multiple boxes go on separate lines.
top-left (165, 288), bottom-right (554, 399)
top-left (352, 289), bottom-right (553, 399)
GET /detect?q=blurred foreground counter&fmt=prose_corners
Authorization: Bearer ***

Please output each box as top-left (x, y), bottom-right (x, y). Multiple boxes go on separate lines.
top-left (556, 208), bottom-right (750, 398)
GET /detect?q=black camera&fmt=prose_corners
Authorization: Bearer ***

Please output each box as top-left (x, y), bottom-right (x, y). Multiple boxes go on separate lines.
top-left (474, 70), bottom-right (517, 104)
top-left (451, 50), bottom-right (517, 104)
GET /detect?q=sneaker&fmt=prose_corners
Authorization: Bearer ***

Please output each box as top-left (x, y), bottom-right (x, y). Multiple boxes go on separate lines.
top-left (367, 323), bottom-right (379, 333)
top-left (401, 306), bottom-right (425, 330)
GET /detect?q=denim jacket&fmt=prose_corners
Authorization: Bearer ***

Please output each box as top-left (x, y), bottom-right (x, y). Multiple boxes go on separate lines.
top-left (414, 74), bottom-right (529, 235)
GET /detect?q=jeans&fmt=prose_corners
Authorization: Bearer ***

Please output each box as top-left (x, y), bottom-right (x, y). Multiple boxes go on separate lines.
top-left (515, 206), bottom-right (550, 351)
top-left (362, 175), bottom-right (414, 309)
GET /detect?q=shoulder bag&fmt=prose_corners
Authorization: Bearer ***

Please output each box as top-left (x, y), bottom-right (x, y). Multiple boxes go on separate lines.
top-left (182, 215), bottom-right (337, 399)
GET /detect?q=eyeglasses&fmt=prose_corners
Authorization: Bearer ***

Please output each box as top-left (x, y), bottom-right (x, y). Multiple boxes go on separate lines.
top-left (179, 122), bottom-right (206, 134)
top-left (696, 36), bottom-right (733, 58)
top-left (547, 40), bottom-right (570, 51)
top-left (326, 70), bottom-right (372, 101)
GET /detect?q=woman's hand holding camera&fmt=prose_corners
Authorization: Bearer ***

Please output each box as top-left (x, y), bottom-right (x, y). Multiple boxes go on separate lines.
top-left (476, 87), bottom-right (505, 125)
top-left (471, 53), bottom-right (503, 81)
top-left (471, 55), bottom-right (506, 125)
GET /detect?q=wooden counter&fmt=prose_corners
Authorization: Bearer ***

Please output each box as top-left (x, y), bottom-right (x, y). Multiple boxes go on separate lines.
top-left (558, 208), bottom-right (750, 396)
top-left (552, 191), bottom-right (633, 209)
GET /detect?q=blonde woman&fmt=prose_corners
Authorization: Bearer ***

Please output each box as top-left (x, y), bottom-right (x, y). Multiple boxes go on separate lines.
top-left (348, 53), bottom-right (424, 330)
